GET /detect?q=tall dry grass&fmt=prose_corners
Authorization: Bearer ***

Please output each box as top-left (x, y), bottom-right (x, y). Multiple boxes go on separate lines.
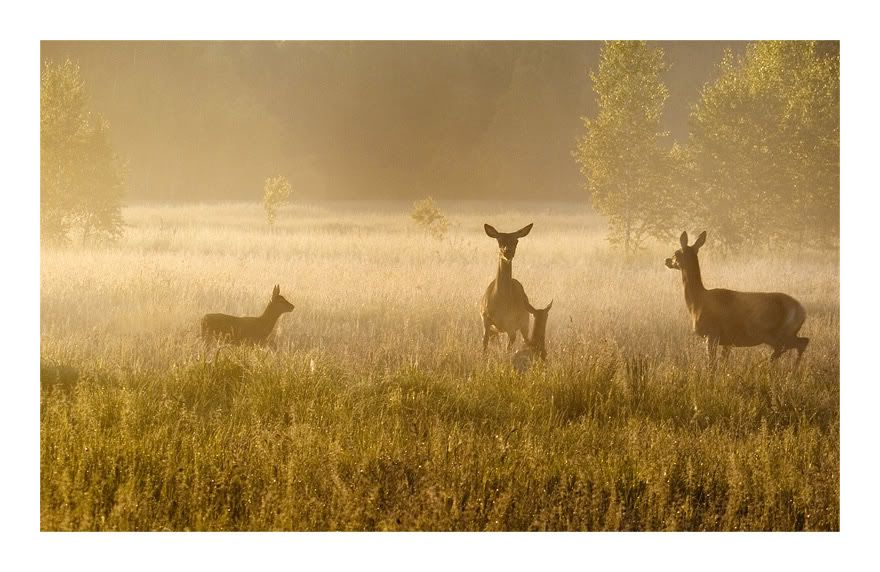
top-left (40, 202), bottom-right (839, 530)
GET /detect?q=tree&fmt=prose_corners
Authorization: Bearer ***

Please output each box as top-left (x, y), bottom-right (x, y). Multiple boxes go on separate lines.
top-left (410, 196), bottom-right (449, 239)
top-left (574, 41), bottom-right (676, 253)
top-left (41, 59), bottom-right (125, 243)
top-left (686, 41), bottom-right (839, 249)
top-left (263, 175), bottom-right (292, 226)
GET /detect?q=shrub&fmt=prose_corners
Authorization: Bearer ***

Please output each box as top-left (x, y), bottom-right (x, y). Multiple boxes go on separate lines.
top-left (262, 175), bottom-right (293, 226)
top-left (410, 196), bottom-right (449, 239)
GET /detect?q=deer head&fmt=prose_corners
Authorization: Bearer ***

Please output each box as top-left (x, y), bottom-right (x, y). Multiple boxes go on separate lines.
top-left (484, 223), bottom-right (533, 262)
top-left (530, 300), bottom-right (553, 329)
top-left (528, 299), bottom-right (553, 360)
top-left (269, 284), bottom-right (295, 314)
top-left (665, 231), bottom-right (706, 272)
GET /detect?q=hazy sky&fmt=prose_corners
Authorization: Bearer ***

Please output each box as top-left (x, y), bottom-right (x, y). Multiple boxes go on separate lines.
top-left (41, 41), bottom-right (746, 203)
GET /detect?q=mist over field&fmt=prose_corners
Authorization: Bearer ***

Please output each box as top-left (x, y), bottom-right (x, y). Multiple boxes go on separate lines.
top-left (40, 40), bottom-right (753, 203)
top-left (40, 41), bottom-right (839, 531)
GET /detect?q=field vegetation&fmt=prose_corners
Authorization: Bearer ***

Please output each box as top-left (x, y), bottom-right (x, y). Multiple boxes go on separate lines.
top-left (39, 202), bottom-right (839, 531)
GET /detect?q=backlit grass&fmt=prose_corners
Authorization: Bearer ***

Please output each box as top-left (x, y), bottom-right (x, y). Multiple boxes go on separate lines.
top-left (40, 202), bottom-right (839, 530)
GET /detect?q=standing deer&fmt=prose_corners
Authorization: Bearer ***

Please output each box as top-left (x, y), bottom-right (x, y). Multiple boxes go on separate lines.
top-left (480, 223), bottom-right (533, 351)
top-left (201, 284), bottom-right (295, 344)
top-left (665, 231), bottom-right (808, 362)
top-left (513, 300), bottom-right (553, 372)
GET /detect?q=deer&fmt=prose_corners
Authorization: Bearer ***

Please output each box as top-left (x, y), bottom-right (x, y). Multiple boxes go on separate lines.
top-left (201, 284), bottom-right (295, 345)
top-left (480, 223), bottom-right (534, 352)
top-left (513, 300), bottom-right (553, 373)
top-left (665, 231), bottom-right (808, 363)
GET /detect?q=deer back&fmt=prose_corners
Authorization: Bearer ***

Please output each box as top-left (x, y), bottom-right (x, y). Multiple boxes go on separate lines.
top-left (697, 289), bottom-right (806, 346)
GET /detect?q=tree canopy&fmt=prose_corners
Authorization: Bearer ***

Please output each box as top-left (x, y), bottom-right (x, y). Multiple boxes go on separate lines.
top-left (575, 40), bottom-right (839, 251)
top-left (41, 59), bottom-right (125, 243)
top-left (686, 41), bottom-right (839, 248)
top-left (574, 41), bottom-right (677, 253)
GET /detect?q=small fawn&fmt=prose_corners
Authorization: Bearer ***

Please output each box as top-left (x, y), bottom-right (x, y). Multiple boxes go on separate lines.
top-left (201, 284), bottom-right (295, 344)
top-left (666, 231), bottom-right (808, 362)
top-left (513, 300), bottom-right (552, 373)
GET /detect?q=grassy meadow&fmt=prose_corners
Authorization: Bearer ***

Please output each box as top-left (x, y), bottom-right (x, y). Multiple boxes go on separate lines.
top-left (40, 202), bottom-right (839, 531)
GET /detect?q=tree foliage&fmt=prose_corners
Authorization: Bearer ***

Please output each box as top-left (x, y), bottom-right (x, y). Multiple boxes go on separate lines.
top-left (41, 59), bottom-right (125, 243)
top-left (686, 41), bottom-right (839, 248)
top-left (574, 41), bottom-right (677, 253)
top-left (573, 40), bottom-right (838, 252)
top-left (410, 196), bottom-right (449, 240)
top-left (262, 175), bottom-right (293, 226)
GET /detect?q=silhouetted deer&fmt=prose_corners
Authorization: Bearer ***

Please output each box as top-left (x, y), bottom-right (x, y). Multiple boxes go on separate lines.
top-left (480, 223), bottom-right (533, 351)
top-left (513, 300), bottom-right (553, 372)
top-left (665, 231), bottom-right (808, 362)
top-left (201, 284), bottom-right (295, 344)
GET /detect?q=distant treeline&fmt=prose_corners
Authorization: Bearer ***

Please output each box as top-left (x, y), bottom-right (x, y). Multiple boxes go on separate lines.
top-left (39, 41), bottom-right (741, 202)
top-left (40, 41), bottom-right (838, 249)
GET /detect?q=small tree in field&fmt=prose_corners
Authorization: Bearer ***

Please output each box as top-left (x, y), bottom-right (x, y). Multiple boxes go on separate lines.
top-left (410, 196), bottom-right (449, 239)
top-left (41, 59), bottom-right (125, 243)
top-left (687, 41), bottom-right (839, 249)
top-left (574, 41), bottom-right (675, 254)
top-left (263, 175), bottom-right (292, 226)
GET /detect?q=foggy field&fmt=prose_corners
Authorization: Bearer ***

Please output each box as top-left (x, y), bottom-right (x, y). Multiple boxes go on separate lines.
top-left (40, 202), bottom-right (839, 531)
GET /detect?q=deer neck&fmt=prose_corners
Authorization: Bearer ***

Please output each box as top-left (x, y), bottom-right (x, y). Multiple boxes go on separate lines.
top-left (530, 333), bottom-right (545, 354)
top-left (259, 304), bottom-right (284, 330)
top-left (496, 255), bottom-right (513, 289)
top-left (681, 258), bottom-right (706, 312)
top-left (528, 317), bottom-right (547, 356)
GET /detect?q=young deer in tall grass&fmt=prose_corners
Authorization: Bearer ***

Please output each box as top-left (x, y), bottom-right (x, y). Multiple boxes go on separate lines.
top-left (201, 284), bottom-right (295, 344)
top-left (513, 300), bottom-right (553, 373)
top-left (480, 223), bottom-right (534, 351)
top-left (665, 231), bottom-right (808, 362)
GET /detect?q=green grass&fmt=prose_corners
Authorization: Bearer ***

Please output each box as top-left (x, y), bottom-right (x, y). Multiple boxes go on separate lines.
top-left (40, 202), bottom-right (839, 531)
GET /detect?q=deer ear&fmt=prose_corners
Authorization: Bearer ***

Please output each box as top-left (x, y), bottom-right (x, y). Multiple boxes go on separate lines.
top-left (273, 284), bottom-right (280, 296)
top-left (515, 223), bottom-right (533, 238)
top-left (693, 231), bottom-right (707, 250)
top-left (679, 231), bottom-right (689, 249)
top-left (545, 299), bottom-right (553, 311)
top-left (484, 224), bottom-right (499, 238)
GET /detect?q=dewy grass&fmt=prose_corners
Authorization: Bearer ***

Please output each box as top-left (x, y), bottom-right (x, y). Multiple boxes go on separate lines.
top-left (40, 201), bottom-right (839, 531)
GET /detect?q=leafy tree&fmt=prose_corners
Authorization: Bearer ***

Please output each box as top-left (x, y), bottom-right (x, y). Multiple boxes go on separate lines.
top-left (410, 196), bottom-right (449, 239)
top-left (263, 175), bottom-right (292, 226)
top-left (574, 41), bottom-right (676, 253)
top-left (41, 59), bottom-right (125, 243)
top-left (687, 41), bottom-right (839, 248)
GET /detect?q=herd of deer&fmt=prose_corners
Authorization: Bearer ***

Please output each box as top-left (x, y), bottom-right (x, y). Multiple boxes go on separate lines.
top-left (201, 224), bottom-right (809, 367)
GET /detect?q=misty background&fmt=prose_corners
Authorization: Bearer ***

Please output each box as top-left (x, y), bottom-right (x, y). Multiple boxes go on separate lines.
top-left (40, 41), bottom-right (747, 203)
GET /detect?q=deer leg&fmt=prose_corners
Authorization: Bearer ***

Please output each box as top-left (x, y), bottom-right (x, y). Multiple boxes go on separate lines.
top-left (212, 344), bottom-right (226, 364)
top-left (507, 330), bottom-right (518, 350)
top-left (482, 316), bottom-right (494, 352)
top-left (795, 337), bottom-right (810, 363)
top-left (769, 346), bottom-right (787, 360)
top-left (705, 336), bottom-right (718, 362)
top-left (720, 345), bottom-right (731, 360)
top-left (519, 318), bottom-right (530, 346)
